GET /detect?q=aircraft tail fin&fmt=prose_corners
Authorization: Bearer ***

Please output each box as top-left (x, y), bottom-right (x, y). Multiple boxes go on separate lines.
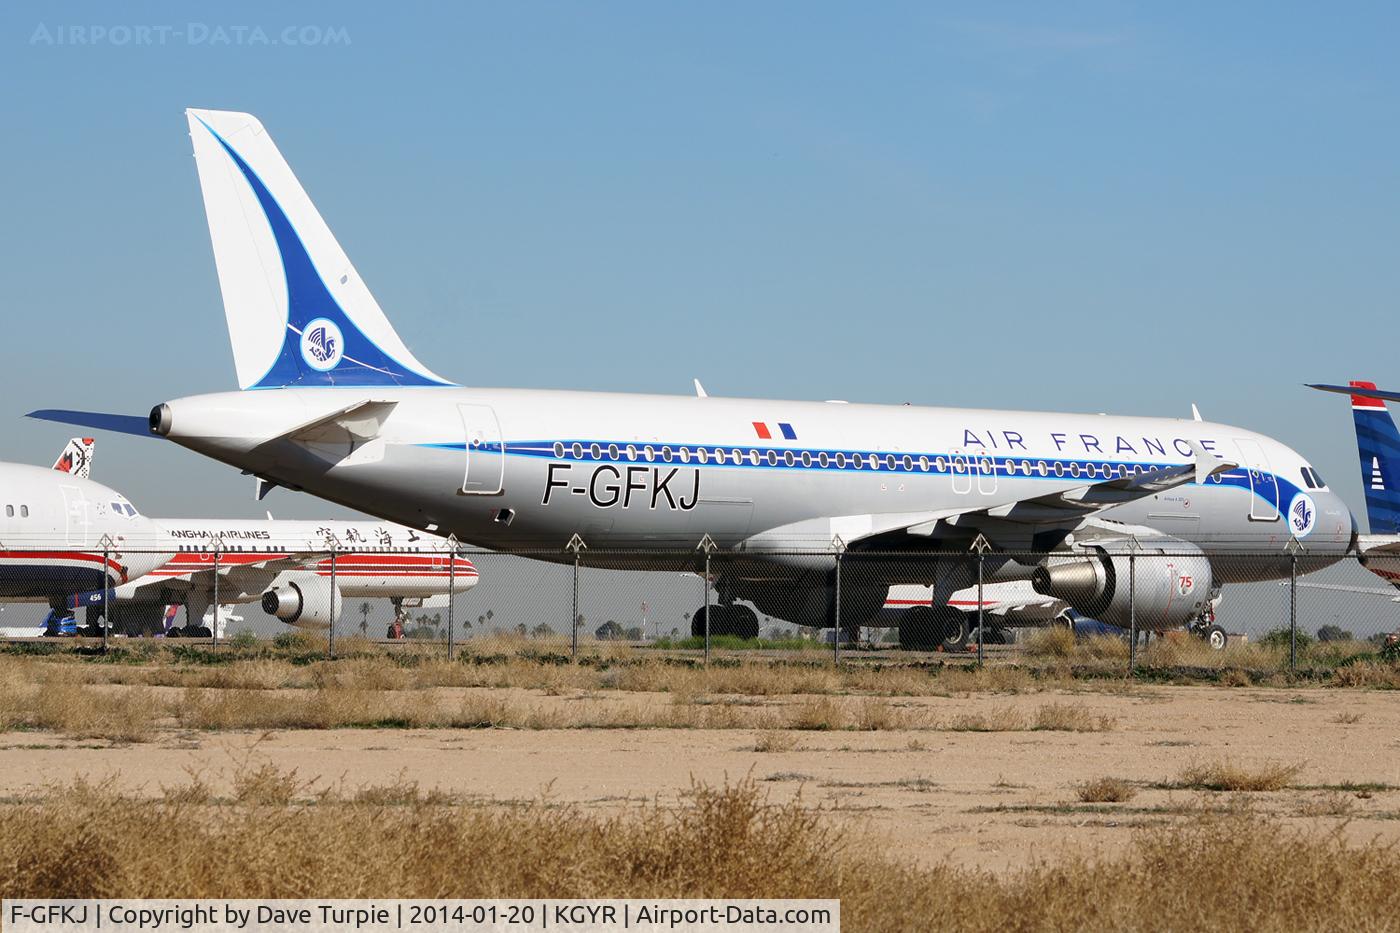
top-left (1349, 380), bottom-right (1400, 534)
top-left (52, 438), bottom-right (94, 479)
top-left (186, 109), bottom-right (454, 390)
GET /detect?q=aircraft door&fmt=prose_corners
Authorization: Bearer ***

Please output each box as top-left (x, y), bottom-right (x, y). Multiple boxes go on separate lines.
top-left (458, 404), bottom-right (505, 495)
top-left (1233, 438), bottom-right (1279, 521)
top-left (975, 451), bottom-right (998, 495)
top-left (60, 485), bottom-right (91, 546)
top-left (950, 449), bottom-right (972, 494)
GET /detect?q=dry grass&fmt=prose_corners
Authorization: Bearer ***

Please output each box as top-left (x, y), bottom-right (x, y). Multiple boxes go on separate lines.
top-left (1032, 703), bottom-right (1116, 732)
top-left (3, 770), bottom-right (1400, 930)
top-left (1331, 710), bottom-right (1364, 724)
top-left (1168, 760), bottom-right (1304, 793)
top-left (1076, 777), bottom-right (1138, 803)
top-left (944, 704), bottom-right (1114, 733)
top-left (0, 674), bottom-right (155, 742)
top-left (1022, 626), bottom-right (1076, 659)
top-left (753, 730), bottom-right (798, 753)
top-left (945, 706), bottom-right (1027, 732)
top-left (1332, 661), bottom-right (1400, 689)
top-left (787, 696), bottom-right (848, 731)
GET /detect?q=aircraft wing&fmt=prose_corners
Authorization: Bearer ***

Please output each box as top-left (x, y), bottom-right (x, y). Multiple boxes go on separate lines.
top-left (910, 441), bottom-right (1235, 532)
top-left (117, 552), bottom-right (322, 603)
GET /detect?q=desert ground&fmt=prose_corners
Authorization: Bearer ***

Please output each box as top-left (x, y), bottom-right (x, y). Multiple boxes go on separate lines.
top-left (3, 651), bottom-right (1399, 874)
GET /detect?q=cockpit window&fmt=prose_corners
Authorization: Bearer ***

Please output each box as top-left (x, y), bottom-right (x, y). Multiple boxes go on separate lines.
top-left (1299, 467), bottom-right (1327, 490)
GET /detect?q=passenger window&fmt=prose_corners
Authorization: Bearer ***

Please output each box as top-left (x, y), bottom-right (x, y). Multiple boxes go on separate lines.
top-left (4, 506), bottom-right (11, 518)
top-left (21, 506), bottom-right (28, 518)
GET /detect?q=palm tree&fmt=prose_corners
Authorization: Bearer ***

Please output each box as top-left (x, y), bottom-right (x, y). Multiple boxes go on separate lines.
top-left (358, 601), bottom-right (372, 636)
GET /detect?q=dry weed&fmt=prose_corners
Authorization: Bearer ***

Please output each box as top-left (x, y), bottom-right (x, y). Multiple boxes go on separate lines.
top-left (1023, 626), bottom-right (1076, 659)
top-left (945, 706), bottom-right (1026, 732)
top-left (1170, 759), bottom-right (1303, 792)
top-left (787, 696), bottom-right (847, 731)
top-left (855, 698), bottom-right (903, 731)
top-left (1333, 661), bottom-right (1400, 689)
top-left (1033, 703), bottom-right (1116, 732)
top-left (753, 730), bottom-right (798, 753)
top-left (1076, 777), bottom-right (1137, 803)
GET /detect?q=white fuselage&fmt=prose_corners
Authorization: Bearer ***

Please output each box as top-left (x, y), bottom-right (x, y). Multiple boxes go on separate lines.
top-left (0, 462), bottom-right (474, 618)
top-left (147, 517), bottom-right (477, 603)
top-left (156, 386), bottom-right (1356, 583)
top-left (0, 464), bottom-right (172, 600)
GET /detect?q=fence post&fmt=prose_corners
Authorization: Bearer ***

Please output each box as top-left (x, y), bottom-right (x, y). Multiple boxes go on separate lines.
top-left (99, 534), bottom-right (113, 651)
top-left (1128, 545), bottom-right (1138, 675)
top-left (1287, 540), bottom-right (1301, 674)
top-left (833, 537), bottom-right (845, 665)
top-left (971, 535), bottom-right (991, 668)
top-left (567, 534), bottom-right (586, 659)
top-left (327, 547), bottom-right (337, 660)
top-left (211, 537), bottom-right (221, 647)
top-left (698, 535), bottom-right (717, 665)
top-left (446, 534), bottom-right (458, 659)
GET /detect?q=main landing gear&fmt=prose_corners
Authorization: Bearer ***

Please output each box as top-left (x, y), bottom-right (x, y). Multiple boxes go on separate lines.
top-left (899, 606), bottom-right (969, 651)
top-left (692, 604), bottom-right (760, 640)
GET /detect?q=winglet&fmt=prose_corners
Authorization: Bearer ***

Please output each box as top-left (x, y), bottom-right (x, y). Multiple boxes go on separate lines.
top-left (1191, 403), bottom-right (1202, 422)
top-left (1187, 439), bottom-right (1235, 484)
top-left (693, 378), bottom-right (708, 398)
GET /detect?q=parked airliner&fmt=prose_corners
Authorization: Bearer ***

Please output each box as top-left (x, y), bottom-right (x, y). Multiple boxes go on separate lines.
top-left (1, 439), bottom-right (476, 637)
top-left (33, 109), bottom-right (1354, 648)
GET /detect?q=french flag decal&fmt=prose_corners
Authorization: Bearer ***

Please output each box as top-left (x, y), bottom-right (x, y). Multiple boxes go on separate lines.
top-left (753, 421), bottom-right (797, 440)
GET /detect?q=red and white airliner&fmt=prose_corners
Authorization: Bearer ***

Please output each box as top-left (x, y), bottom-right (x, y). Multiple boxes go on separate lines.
top-left (1, 439), bottom-right (476, 637)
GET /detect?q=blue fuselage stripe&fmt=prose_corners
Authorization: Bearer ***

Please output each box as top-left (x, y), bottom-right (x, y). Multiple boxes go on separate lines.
top-left (418, 439), bottom-right (1300, 508)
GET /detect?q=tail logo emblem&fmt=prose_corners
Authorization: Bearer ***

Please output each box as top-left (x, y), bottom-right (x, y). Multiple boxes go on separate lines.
top-left (300, 317), bottom-right (343, 372)
top-left (1288, 492), bottom-right (1316, 538)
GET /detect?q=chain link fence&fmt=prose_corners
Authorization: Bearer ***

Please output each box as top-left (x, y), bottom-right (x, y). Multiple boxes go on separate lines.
top-left (1, 544), bottom-right (1395, 676)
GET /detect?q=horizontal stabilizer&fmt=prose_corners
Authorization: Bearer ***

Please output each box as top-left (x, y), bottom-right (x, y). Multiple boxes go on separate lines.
top-left (279, 399), bottom-right (398, 445)
top-left (27, 410), bottom-right (155, 438)
top-left (1309, 383), bottom-right (1400, 404)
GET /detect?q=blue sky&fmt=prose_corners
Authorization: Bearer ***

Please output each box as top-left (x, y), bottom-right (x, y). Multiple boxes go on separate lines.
top-left (2, 1), bottom-right (1398, 521)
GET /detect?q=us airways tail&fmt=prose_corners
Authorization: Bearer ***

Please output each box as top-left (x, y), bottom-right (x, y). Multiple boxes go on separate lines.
top-left (186, 109), bottom-right (454, 391)
top-left (1312, 380), bottom-right (1400, 534)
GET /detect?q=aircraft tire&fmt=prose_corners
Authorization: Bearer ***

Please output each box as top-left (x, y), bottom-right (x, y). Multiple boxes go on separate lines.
top-left (940, 612), bottom-right (969, 651)
top-left (730, 605), bottom-right (760, 640)
top-left (691, 606), bottom-right (712, 639)
top-left (1203, 624), bottom-right (1228, 651)
top-left (899, 607), bottom-right (942, 650)
top-left (185, 626), bottom-right (213, 639)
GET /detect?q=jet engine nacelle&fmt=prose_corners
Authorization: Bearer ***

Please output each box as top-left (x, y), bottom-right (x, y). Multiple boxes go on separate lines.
top-left (260, 574), bottom-right (341, 629)
top-left (1031, 544), bottom-right (1212, 631)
